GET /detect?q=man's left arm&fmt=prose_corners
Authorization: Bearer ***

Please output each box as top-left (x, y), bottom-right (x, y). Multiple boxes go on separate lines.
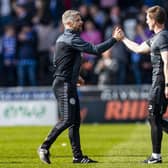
top-left (161, 51), bottom-right (168, 98)
top-left (71, 27), bottom-right (122, 54)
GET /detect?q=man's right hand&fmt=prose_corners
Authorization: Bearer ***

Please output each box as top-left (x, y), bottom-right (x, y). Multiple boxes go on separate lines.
top-left (112, 26), bottom-right (124, 41)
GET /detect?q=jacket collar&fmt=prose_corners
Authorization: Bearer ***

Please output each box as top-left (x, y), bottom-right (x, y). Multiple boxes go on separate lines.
top-left (64, 29), bottom-right (80, 35)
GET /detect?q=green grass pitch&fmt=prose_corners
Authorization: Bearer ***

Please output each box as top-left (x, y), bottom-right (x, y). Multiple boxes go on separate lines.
top-left (0, 124), bottom-right (168, 168)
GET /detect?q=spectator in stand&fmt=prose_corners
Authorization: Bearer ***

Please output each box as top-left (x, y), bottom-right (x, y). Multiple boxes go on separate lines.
top-left (32, 0), bottom-right (46, 25)
top-left (131, 23), bottom-right (153, 84)
top-left (80, 56), bottom-right (97, 84)
top-left (100, 0), bottom-right (118, 9)
top-left (122, 6), bottom-right (138, 40)
top-left (104, 5), bottom-right (121, 40)
top-left (49, 0), bottom-right (64, 27)
top-left (0, 36), bottom-right (3, 85)
top-left (78, 4), bottom-right (90, 22)
top-left (109, 5), bottom-right (121, 25)
top-left (111, 41), bottom-right (129, 84)
top-left (15, 0), bottom-right (36, 18)
top-left (17, 22), bottom-right (37, 86)
top-left (80, 20), bottom-right (102, 84)
top-left (89, 4), bottom-right (107, 29)
top-left (0, 0), bottom-right (13, 27)
top-left (141, 52), bottom-right (152, 84)
top-left (137, 5), bottom-right (149, 26)
top-left (35, 17), bottom-right (58, 85)
top-left (49, 21), bottom-right (64, 65)
top-left (94, 49), bottom-right (118, 85)
top-left (81, 20), bottom-right (102, 46)
top-left (1, 25), bottom-right (17, 86)
top-left (13, 3), bottom-right (32, 32)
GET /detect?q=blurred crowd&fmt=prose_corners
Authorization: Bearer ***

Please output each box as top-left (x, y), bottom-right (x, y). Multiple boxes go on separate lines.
top-left (0, 0), bottom-right (168, 87)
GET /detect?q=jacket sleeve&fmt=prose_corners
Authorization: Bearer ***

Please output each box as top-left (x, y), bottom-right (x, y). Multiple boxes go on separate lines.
top-left (71, 35), bottom-right (117, 54)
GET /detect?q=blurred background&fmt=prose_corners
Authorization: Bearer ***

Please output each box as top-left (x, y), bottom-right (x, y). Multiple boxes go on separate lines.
top-left (0, 0), bottom-right (168, 126)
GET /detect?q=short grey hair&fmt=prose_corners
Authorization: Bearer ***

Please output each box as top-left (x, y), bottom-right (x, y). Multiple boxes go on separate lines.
top-left (62, 10), bottom-right (80, 25)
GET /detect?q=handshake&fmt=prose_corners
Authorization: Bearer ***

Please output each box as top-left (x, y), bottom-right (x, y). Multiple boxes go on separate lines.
top-left (112, 26), bottom-right (125, 41)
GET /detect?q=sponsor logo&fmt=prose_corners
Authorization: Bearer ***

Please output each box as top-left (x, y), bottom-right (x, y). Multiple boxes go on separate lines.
top-left (3, 105), bottom-right (46, 119)
top-left (69, 98), bottom-right (76, 105)
top-left (148, 105), bottom-right (152, 110)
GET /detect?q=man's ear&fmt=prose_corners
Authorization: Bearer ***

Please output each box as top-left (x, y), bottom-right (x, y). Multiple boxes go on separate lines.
top-left (66, 20), bottom-right (73, 27)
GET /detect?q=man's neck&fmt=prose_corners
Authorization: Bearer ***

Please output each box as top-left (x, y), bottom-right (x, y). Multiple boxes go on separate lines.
top-left (154, 24), bottom-right (165, 34)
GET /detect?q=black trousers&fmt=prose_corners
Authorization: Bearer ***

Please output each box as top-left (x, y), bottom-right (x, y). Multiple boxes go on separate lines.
top-left (148, 84), bottom-right (168, 153)
top-left (41, 77), bottom-right (83, 158)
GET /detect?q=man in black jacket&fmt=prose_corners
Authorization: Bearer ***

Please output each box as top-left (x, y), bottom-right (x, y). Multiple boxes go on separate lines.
top-left (38, 9), bottom-right (123, 164)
